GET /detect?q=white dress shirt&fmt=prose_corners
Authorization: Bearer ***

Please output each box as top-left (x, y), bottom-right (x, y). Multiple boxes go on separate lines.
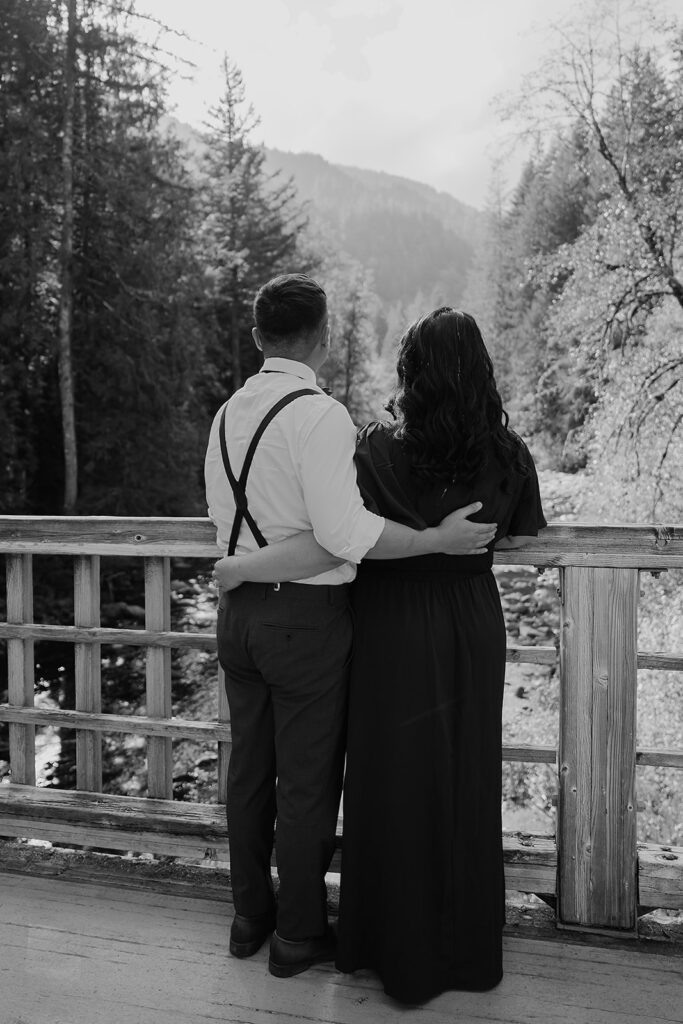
top-left (204, 357), bottom-right (385, 585)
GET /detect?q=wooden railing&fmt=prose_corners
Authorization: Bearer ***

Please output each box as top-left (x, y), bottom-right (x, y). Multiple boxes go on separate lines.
top-left (1, 517), bottom-right (682, 936)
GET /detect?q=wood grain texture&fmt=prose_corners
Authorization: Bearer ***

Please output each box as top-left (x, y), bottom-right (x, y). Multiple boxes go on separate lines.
top-left (2, 786), bottom-right (682, 908)
top-left (0, 621), bottom-right (217, 648)
top-left (3, 704), bottom-right (681, 771)
top-left (506, 643), bottom-right (557, 664)
top-left (502, 744), bottom-right (557, 763)
top-left (145, 557), bottom-right (173, 799)
top-left (0, 515), bottom-right (219, 557)
top-left (636, 749), bottom-right (683, 769)
top-left (0, 784), bottom-right (229, 858)
top-left (1, 517), bottom-right (682, 566)
top-left (1, 872), bottom-right (681, 1024)
top-left (0, 705), bottom-right (232, 741)
top-left (636, 651), bottom-right (683, 671)
top-left (74, 555), bottom-right (102, 791)
top-left (558, 567), bottom-right (639, 932)
top-left (6, 553), bottom-right (35, 786)
top-left (638, 844), bottom-right (683, 910)
top-left (2, 621), bottom-right (679, 672)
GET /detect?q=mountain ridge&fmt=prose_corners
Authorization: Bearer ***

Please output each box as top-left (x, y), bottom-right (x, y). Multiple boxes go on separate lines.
top-left (164, 116), bottom-right (482, 309)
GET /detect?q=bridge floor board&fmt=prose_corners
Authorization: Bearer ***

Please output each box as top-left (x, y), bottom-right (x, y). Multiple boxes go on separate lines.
top-left (1, 871), bottom-right (680, 1024)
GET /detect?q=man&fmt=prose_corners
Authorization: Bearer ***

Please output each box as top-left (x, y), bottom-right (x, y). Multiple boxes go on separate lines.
top-left (205, 274), bottom-right (495, 978)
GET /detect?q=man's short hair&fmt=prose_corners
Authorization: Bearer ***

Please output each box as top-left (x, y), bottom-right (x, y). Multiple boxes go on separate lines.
top-left (254, 274), bottom-right (327, 347)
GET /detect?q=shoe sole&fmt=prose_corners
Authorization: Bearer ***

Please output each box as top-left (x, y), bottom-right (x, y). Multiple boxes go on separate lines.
top-left (268, 950), bottom-right (335, 978)
top-left (230, 935), bottom-right (270, 958)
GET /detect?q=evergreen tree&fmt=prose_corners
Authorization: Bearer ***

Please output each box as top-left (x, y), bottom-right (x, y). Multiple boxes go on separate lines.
top-left (0, 0), bottom-right (207, 514)
top-left (318, 258), bottom-right (388, 425)
top-left (0, 0), bottom-right (63, 512)
top-left (68, 2), bottom-right (206, 514)
top-left (198, 57), bottom-right (308, 405)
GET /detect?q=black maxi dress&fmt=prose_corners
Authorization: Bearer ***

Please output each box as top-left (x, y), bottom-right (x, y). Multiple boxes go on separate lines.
top-left (335, 422), bottom-right (547, 1005)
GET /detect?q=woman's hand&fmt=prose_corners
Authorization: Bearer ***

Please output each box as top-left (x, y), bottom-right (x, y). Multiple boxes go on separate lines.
top-left (213, 555), bottom-right (244, 593)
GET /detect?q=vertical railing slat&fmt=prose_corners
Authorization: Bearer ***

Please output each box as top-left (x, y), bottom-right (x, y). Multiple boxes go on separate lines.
top-left (74, 555), bottom-right (102, 791)
top-left (6, 554), bottom-right (36, 785)
top-left (145, 556), bottom-right (172, 799)
top-left (558, 566), bottom-right (638, 932)
top-left (217, 662), bottom-right (229, 805)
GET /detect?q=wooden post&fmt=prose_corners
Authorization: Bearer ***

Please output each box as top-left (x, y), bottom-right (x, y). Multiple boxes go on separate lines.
top-left (6, 554), bottom-right (36, 785)
top-left (557, 566), bottom-right (638, 933)
top-left (145, 557), bottom-right (172, 799)
top-left (217, 662), bottom-right (229, 805)
top-left (74, 556), bottom-right (101, 791)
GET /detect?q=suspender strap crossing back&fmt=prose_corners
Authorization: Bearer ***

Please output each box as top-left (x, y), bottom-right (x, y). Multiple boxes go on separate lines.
top-left (219, 388), bottom-right (319, 556)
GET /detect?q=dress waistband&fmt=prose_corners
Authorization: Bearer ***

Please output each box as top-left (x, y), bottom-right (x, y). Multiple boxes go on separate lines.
top-left (359, 552), bottom-right (493, 580)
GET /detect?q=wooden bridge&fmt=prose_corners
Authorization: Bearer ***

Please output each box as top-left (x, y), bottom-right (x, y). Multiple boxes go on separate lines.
top-left (1, 517), bottom-right (682, 1023)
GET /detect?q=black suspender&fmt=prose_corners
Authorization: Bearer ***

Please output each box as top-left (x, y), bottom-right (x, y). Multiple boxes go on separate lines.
top-left (219, 388), bottom-right (318, 556)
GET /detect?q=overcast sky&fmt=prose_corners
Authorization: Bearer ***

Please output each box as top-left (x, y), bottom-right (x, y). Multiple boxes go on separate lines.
top-left (137, 0), bottom-right (671, 210)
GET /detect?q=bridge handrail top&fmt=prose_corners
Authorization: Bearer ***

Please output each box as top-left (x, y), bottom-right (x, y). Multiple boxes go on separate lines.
top-left (0, 516), bottom-right (680, 529)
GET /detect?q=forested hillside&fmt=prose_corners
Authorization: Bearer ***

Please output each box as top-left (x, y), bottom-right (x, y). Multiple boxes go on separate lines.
top-left (166, 122), bottom-right (481, 311)
top-left (0, 4), bottom-right (313, 516)
top-left (166, 120), bottom-right (482, 359)
top-left (462, 5), bottom-right (683, 524)
top-left (262, 149), bottom-right (480, 309)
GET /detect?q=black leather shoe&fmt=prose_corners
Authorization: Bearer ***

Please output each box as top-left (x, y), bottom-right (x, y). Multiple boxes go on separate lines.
top-left (230, 910), bottom-right (276, 958)
top-left (268, 926), bottom-right (336, 978)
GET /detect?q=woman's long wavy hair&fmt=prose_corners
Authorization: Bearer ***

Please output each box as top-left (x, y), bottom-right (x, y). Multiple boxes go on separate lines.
top-left (388, 307), bottom-right (526, 486)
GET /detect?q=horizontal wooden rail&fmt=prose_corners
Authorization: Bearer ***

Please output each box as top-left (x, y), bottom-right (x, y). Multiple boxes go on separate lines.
top-left (0, 706), bottom-right (230, 742)
top-left (0, 517), bottom-right (219, 558)
top-left (1, 785), bottom-right (680, 909)
top-left (635, 749), bottom-right (683, 769)
top-left (0, 517), bottom-right (682, 566)
top-left (2, 706), bottom-right (681, 770)
top-left (0, 623), bottom-right (217, 650)
top-left (2, 622), bottom-right (681, 674)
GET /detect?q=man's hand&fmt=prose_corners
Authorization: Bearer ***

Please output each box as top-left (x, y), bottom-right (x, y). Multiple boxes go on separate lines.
top-left (213, 555), bottom-right (244, 593)
top-left (433, 502), bottom-right (496, 555)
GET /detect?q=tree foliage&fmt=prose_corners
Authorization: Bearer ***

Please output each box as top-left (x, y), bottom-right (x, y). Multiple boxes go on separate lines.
top-left (477, 0), bottom-right (683, 493)
top-left (197, 57), bottom-right (309, 405)
top-left (0, 0), bottom-right (210, 514)
top-left (318, 256), bottom-right (389, 426)
top-left (0, 3), bottom-right (329, 516)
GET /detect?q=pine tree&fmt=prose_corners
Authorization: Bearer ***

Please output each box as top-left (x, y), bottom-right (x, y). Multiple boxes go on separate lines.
top-left (0, 0), bottom-right (209, 514)
top-left (319, 258), bottom-right (388, 425)
top-left (68, 1), bottom-right (207, 514)
top-left (57, 0), bottom-right (78, 512)
top-left (198, 56), bottom-right (308, 402)
top-left (0, 0), bottom-right (63, 512)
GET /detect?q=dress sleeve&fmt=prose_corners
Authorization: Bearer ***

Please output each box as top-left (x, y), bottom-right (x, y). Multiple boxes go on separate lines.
top-left (354, 423), bottom-right (427, 528)
top-left (506, 444), bottom-right (548, 536)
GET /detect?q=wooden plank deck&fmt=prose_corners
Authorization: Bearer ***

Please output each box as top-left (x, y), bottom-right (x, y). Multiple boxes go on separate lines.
top-left (1, 871), bottom-right (681, 1024)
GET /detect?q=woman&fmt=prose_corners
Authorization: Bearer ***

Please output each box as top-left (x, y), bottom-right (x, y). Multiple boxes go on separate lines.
top-left (216, 308), bottom-right (546, 1003)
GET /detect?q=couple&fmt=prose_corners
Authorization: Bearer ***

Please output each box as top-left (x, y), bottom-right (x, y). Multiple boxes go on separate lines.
top-left (205, 273), bottom-right (546, 1004)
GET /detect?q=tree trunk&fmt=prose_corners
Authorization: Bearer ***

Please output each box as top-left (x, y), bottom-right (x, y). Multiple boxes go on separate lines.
top-left (230, 267), bottom-right (242, 391)
top-left (58, 0), bottom-right (78, 513)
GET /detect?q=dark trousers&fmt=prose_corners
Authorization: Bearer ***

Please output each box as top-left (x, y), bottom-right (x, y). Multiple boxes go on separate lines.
top-left (217, 580), bottom-right (352, 940)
